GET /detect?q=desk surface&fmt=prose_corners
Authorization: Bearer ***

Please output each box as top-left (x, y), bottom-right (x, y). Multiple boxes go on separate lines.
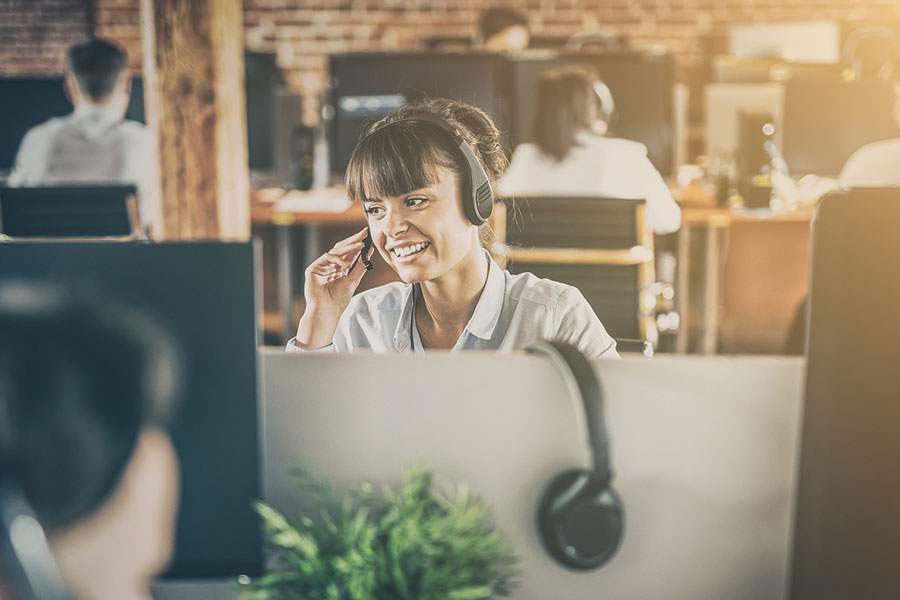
top-left (681, 206), bottom-right (816, 226)
top-left (251, 187), bottom-right (365, 226)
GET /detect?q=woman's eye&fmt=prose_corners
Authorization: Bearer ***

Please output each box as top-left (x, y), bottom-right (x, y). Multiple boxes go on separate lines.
top-left (405, 197), bottom-right (427, 208)
top-left (364, 205), bottom-right (384, 217)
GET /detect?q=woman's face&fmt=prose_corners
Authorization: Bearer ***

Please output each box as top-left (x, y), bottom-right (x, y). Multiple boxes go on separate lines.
top-left (362, 165), bottom-right (480, 283)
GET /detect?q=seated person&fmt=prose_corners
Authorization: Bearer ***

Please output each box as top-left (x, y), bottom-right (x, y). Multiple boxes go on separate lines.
top-left (478, 7), bottom-right (530, 52)
top-left (497, 67), bottom-right (681, 235)
top-left (839, 85), bottom-right (900, 188)
top-left (288, 99), bottom-right (618, 358)
top-left (8, 37), bottom-right (158, 230)
top-left (0, 281), bottom-right (180, 599)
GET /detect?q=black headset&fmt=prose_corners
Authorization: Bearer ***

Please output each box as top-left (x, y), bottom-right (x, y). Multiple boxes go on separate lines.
top-left (526, 340), bottom-right (625, 570)
top-left (0, 485), bottom-right (71, 600)
top-left (361, 114), bottom-right (495, 226)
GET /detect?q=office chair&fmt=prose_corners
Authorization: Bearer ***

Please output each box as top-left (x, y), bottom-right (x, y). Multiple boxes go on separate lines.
top-left (499, 196), bottom-right (658, 345)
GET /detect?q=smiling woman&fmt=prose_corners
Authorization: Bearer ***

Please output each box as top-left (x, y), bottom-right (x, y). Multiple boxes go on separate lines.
top-left (287, 98), bottom-right (619, 357)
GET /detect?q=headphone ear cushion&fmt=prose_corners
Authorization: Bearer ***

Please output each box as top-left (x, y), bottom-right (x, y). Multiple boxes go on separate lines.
top-left (538, 468), bottom-right (625, 570)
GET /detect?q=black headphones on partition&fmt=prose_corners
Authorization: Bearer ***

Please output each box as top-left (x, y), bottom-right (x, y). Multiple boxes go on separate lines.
top-left (526, 340), bottom-right (625, 570)
top-left (362, 114), bottom-right (495, 226)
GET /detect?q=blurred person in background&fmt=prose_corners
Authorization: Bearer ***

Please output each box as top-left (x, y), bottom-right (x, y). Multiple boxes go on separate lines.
top-left (0, 282), bottom-right (181, 600)
top-left (839, 89), bottom-right (900, 188)
top-left (478, 7), bottom-right (530, 52)
top-left (498, 67), bottom-right (681, 234)
top-left (8, 37), bottom-right (159, 232)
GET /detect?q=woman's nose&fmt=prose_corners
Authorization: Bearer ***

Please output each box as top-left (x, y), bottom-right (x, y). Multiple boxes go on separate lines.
top-left (386, 209), bottom-right (409, 237)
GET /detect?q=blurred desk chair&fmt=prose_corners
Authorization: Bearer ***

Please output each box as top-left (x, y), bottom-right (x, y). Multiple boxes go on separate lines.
top-left (0, 185), bottom-right (141, 239)
top-left (499, 196), bottom-right (658, 346)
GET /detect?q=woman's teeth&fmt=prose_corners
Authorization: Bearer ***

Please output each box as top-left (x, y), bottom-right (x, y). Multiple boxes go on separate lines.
top-left (392, 242), bottom-right (430, 258)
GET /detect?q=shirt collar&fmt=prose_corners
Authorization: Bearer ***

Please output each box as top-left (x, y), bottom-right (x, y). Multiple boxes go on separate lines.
top-left (392, 283), bottom-right (417, 352)
top-left (465, 253), bottom-right (506, 340)
top-left (391, 252), bottom-right (506, 350)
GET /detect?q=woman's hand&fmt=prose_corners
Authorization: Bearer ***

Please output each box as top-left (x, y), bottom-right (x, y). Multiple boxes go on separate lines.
top-left (294, 228), bottom-right (374, 349)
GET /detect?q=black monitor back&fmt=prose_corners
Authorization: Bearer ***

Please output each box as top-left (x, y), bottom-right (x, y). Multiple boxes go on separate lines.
top-left (507, 50), bottom-right (675, 176)
top-left (782, 79), bottom-right (898, 176)
top-left (791, 189), bottom-right (900, 599)
top-left (0, 185), bottom-right (137, 237)
top-left (0, 77), bottom-right (145, 172)
top-left (0, 241), bottom-right (263, 579)
top-left (328, 52), bottom-right (511, 174)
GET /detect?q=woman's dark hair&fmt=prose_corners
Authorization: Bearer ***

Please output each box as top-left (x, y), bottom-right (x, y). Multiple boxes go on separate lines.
top-left (67, 37), bottom-right (128, 100)
top-left (533, 67), bottom-right (602, 161)
top-left (478, 7), bottom-right (530, 42)
top-left (346, 98), bottom-right (508, 205)
top-left (0, 281), bottom-right (180, 531)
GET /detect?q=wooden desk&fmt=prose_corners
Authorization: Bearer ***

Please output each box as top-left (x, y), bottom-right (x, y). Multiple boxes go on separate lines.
top-left (677, 206), bottom-right (815, 354)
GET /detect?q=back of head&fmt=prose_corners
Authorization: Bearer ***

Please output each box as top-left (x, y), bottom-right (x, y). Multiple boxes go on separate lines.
top-left (345, 98), bottom-right (508, 204)
top-left (0, 281), bottom-right (179, 533)
top-left (67, 37), bottom-right (128, 101)
top-left (534, 67), bottom-right (601, 161)
top-left (478, 7), bottom-right (529, 46)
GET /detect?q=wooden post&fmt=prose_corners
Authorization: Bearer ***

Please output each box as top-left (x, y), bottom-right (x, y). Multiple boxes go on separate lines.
top-left (140, 0), bottom-right (249, 240)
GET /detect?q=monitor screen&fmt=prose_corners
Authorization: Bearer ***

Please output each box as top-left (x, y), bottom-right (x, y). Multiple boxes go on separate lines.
top-left (507, 50), bottom-right (676, 176)
top-left (0, 241), bottom-right (263, 579)
top-left (0, 77), bottom-right (145, 172)
top-left (328, 52), bottom-right (511, 174)
top-left (791, 189), bottom-right (900, 598)
top-left (781, 79), bottom-right (898, 176)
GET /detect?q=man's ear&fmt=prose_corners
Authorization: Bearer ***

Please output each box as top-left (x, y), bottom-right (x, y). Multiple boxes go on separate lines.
top-left (63, 74), bottom-right (78, 107)
top-left (119, 70), bottom-right (132, 97)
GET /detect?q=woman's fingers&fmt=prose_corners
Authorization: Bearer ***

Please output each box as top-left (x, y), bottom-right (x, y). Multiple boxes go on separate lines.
top-left (331, 228), bottom-right (369, 251)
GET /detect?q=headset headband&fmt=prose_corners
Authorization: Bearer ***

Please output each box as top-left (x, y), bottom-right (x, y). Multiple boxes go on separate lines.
top-left (361, 113), bottom-right (495, 225)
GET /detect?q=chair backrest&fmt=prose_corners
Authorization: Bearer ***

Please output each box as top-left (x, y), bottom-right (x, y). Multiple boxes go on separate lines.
top-left (0, 185), bottom-right (139, 238)
top-left (504, 196), bottom-right (646, 250)
top-left (500, 196), bottom-right (655, 342)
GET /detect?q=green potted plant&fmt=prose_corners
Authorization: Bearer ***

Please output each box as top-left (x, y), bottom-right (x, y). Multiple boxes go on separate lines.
top-left (241, 466), bottom-right (520, 600)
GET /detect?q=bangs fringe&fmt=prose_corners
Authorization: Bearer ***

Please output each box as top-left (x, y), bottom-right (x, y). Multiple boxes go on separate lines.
top-left (346, 122), bottom-right (457, 202)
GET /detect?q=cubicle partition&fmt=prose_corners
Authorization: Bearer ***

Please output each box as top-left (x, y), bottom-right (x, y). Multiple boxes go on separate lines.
top-left (157, 352), bottom-right (804, 600)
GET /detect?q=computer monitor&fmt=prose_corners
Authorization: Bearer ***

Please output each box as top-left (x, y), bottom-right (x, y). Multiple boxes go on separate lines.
top-left (0, 241), bottom-right (264, 579)
top-left (506, 50), bottom-right (676, 176)
top-left (729, 21), bottom-right (840, 63)
top-left (0, 185), bottom-right (139, 238)
top-left (781, 79), bottom-right (897, 176)
top-left (704, 83), bottom-right (783, 160)
top-left (328, 52), bottom-right (511, 174)
top-left (0, 77), bottom-right (145, 172)
top-left (791, 189), bottom-right (900, 598)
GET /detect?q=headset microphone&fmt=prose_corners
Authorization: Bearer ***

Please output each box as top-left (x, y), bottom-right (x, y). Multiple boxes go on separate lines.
top-left (0, 484), bottom-right (72, 600)
top-left (526, 340), bottom-right (625, 570)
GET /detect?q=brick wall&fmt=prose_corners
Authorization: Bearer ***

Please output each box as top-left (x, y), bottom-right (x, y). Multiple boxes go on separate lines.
top-left (3, 0), bottom-right (900, 122)
top-left (0, 0), bottom-right (91, 74)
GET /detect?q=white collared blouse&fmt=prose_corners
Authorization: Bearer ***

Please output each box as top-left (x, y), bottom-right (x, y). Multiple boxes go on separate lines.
top-left (287, 254), bottom-right (619, 358)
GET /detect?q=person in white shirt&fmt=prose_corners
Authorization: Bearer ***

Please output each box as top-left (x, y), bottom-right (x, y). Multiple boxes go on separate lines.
top-left (287, 99), bottom-right (618, 357)
top-left (8, 37), bottom-right (158, 230)
top-left (839, 93), bottom-right (900, 188)
top-left (497, 67), bottom-right (681, 235)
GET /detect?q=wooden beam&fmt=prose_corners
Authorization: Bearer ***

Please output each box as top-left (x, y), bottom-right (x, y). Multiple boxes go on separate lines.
top-left (140, 0), bottom-right (249, 240)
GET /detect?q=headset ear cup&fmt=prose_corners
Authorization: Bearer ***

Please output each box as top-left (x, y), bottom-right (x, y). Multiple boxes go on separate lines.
top-left (538, 468), bottom-right (625, 570)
